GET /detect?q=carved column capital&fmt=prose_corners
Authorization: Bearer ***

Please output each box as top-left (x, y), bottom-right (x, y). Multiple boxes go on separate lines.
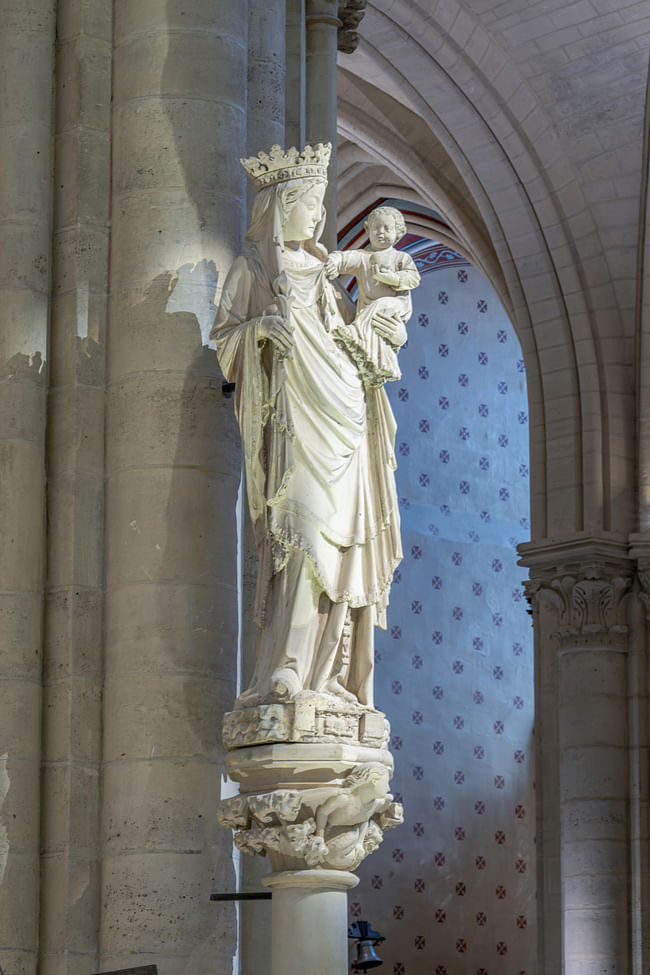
top-left (628, 533), bottom-right (650, 618)
top-left (519, 534), bottom-right (635, 648)
top-left (525, 563), bottom-right (632, 649)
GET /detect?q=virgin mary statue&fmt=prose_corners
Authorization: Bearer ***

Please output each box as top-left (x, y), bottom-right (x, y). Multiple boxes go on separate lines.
top-left (211, 144), bottom-right (403, 711)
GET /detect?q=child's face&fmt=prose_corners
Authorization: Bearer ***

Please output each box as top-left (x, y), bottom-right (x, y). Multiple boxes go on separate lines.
top-left (367, 214), bottom-right (398, 250)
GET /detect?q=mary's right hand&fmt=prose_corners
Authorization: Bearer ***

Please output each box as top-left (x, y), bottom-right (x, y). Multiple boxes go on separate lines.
top-left (371, 311), bottom-right (407, 349)
top-left (256, 315), bottom-right (294, 356)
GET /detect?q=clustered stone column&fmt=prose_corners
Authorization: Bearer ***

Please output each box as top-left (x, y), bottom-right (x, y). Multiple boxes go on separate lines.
top-left (38, 1), bottom-right (112, 970)
top-left (99, 2), bottom-right (245, 970)
top-left (523, 540), bottom-right (645, 975)
top-left (303, 0), bottom-right (366, 247)
top-left (1, 1), bottom-right (386, 973)
top-left (628, 535), bottom-right (650, 971)
top-left (0, 4), bottom-right (55, 975)
top-left (240, 4), bottom-right (288, 969)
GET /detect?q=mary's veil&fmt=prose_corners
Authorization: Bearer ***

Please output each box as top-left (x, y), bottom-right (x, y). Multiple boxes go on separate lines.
top-left (243, 178), bottom-right (328, 291)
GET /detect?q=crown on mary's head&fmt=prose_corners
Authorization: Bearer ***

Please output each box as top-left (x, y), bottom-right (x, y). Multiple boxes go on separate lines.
top-left (240, 143), bottom-right (332, 189)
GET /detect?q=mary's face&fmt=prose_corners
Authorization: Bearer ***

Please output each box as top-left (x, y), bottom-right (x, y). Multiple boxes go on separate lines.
top-left (282, 184), bottom-right (325, 244)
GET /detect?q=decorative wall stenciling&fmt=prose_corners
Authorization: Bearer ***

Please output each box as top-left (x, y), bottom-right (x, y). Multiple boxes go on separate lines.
top-left (410, 241), bottom-right (471, 276)
top-left (348, 245), bottom-right (535, 975)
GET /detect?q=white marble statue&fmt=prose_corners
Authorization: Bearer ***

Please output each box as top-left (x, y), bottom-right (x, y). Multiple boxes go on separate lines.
top-left (325, 206), bottom-right (420, 387)
top-left (211, 144), bottom-right (404, 710)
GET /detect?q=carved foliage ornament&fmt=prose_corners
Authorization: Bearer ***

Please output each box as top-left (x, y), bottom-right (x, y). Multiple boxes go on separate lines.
top-left (525, 562), bottom-right (632, 648)
top-left (217, 762), bottom-right (403, 872)
top-left (637, 562), bottom-right (650, 613)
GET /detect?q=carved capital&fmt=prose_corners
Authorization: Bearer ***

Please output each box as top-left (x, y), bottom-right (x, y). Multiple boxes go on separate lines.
top-left (633, 560), bottom-right (650, 620)
top-left (337, 0), bottom-right (367, 53)
top-left (525, 561), bottom-right (633, 649)
top-left (218, 760), bottom-right (402, 872)
top-left (639, 565), bottom-right (650, 592)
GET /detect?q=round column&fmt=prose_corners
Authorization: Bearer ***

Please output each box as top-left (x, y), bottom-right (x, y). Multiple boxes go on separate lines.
top-left (100, 3), bottom-right (246, 971)
top-left (0, 3), bottom-right (55, 974)
top-left (38, 1), bottom-right (112, 970)
top-left (241, 8), bottom-right (287, 969)
top-left (285, 0), bottom-right (307, 150)
top-left (247, 0), bottom-right (286, 207)
top-left (242, 0), bottom-right (286, 686)
top-left (263, 870), bottom-right (358, 975)
top-left (305, 0), bottom-right (339, 250)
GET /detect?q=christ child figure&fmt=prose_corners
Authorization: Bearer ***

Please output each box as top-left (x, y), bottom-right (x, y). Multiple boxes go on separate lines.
top-left (325, 205), bottom-right (420, 387)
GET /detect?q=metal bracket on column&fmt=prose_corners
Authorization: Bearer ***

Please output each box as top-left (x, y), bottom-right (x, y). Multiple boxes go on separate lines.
top-left (91, 968), bottom-right (158, 975)
top-left (210, 891), bottom-right (272, 901)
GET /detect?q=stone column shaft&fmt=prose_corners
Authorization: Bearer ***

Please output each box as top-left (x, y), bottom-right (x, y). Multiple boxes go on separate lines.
top-left (100, 3), bottom-right (246, 970)
top-left (247, 0), bottom-right (286, 211)
top-left (243, 0), bottom-right (286, 707)
top-left (558, 642), bottom-right (629, 972)
top-left (626, 586), bottom-right (650, 973)
top-left (637, 103), bottom-right (650, 532)
top-left (38, 3), bottom-right (112, 972)
top-left (242, 7), bottom-right (287, 968)
top-left (523, 544), bottom-right (636, 975)
top-left (285, 0), bottom-right (306, 150)
top-left (305, 0), bottom-right (339, 250)
top-left (0, 3), bottom-right (55, 974)
top-left (263, 870), bottom-right (358, 975)
top-left (531, 585), bottom-right (562, 974)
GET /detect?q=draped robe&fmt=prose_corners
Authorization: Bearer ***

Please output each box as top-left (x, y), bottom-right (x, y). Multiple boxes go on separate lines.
top-left (212, 246), bottom-right (402, 706)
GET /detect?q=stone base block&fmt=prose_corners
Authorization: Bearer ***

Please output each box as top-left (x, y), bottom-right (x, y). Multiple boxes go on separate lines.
top-left (222, 695), bottom-right (389, 749)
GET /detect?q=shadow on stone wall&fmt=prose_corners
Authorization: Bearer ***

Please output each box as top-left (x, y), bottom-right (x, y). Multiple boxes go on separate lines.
top-left (157, 6), bottom-right (247, 962)
top-left (151, 264), bottom-right (241, 972)
top-left (1, 350), bottom-right (45, 380)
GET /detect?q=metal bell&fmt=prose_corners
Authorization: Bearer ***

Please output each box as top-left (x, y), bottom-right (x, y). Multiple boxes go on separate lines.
top-left (353, 939), bottom-right (383, 971)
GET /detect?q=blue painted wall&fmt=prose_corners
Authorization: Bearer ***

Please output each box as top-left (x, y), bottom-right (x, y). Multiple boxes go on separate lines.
top-left (350, 246), bottom-right (536, 975)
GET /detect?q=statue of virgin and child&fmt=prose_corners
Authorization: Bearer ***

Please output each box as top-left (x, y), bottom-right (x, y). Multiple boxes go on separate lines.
top-left (211, 144), bottom-right (419, 712)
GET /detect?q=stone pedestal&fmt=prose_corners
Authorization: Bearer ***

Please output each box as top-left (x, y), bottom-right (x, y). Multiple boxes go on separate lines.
top-left (223, 695), bottom-right (389, 750)
top-left (220, 739), bottom-right (401, 873)
top-left (219, 703), bottom-right (402, 975)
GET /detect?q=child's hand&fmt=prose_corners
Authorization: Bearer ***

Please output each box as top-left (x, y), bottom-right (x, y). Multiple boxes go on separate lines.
top-left (372, 267), bottom-right (401, 288)
top-left (324, 254), bottom-right (341, 279)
